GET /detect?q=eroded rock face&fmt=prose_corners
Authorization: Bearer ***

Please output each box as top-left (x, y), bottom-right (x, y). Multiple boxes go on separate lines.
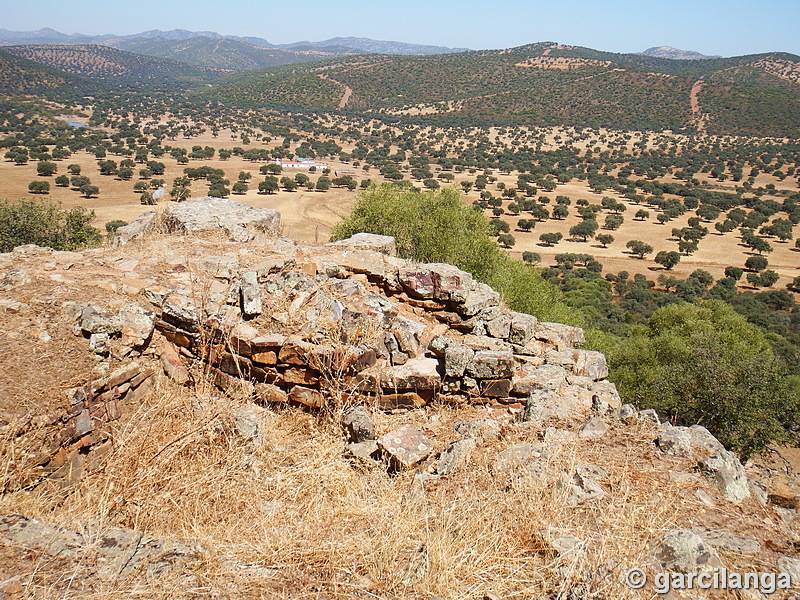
top-left (111, 211), bottom-right (158, 247)
top-left (327, 233), bottom-right (397, 256)
top-left (162, 197), bottom-right (281, 241)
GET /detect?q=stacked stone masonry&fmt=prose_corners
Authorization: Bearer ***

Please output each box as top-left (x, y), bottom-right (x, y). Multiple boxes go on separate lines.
top-left (129, 231), bottom-right (620, 417)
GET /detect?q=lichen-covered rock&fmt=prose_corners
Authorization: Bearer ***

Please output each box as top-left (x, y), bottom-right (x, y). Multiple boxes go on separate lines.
top-left (444, 342), bottom-right (474, 378)
top-left (117, 304), bottom-right (155, 348)
top-left (699, 451), bottom-right (751, 504)
top-left (342, 406), bottom-right (376, 443)
top-left (163, 197), bottom-right (280, 241)
top-left (377, 425), bottom-right (433, 470)
top-left (390, 316), bottom-right (427, 357)
top-left (513, 364), bottom-right (568, 396)
top-left (458, 282), bottom-right (501, 317)
top-left (508, 312), bottom-right (538, 346)
top-left (161, 294), bottom-right (200, 332)
top-left (654, 529), bottom-right (722, 573)
top-left (656, 425), bottom-right (727, 461)
top-left (535, 322), bottom-right (585, 350)
top-left (239, 271), bottom-right (262, 318)
top-left (485, 315), bottom-right (511, 339)
top-left (556, 464), bottom-right (608, 505)
top-left (492, 442), bottom-right (549, 476)
top-left (455, 419), bottom-right (502, 440)
top-left (572, 349), bottom-right (608, 380)
top-left (466, 350), bottom-right (515, 379)
top-left (588, 380), bottom-right (622, 413)
top-left (79, 305), bottom-right (120, 335)
top-left (436, 438), bottom-right (477, 476)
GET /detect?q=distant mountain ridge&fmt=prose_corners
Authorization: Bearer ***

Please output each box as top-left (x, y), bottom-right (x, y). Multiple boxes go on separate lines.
top-left (279, 36), bottom-right (470, 55)
top-left (641, 46), bottom-right (722, 60)
top-left (0, 28), bottom-right (468, 56)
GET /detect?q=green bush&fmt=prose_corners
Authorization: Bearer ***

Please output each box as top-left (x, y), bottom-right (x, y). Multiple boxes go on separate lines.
top-left (105, 220), bottom-right (129, 234)
top-left (609, 300), bottom-right (800, 457)
top-left (0, 199), bottom-right (101, 252)
top-left (330, 185), bottom-right (578, 324)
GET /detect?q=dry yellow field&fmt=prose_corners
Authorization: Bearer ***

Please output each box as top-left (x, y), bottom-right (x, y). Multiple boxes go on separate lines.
top-left (1, 124), bottom-right (798, 292)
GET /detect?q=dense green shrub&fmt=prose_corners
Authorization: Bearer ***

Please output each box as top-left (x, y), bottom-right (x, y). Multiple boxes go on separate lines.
top-left (609, 300), bottom-right (800, 457)
top-left (330, 185), bottom-right (578, 324)
top-left (0, 199), bottom-right (100, 252)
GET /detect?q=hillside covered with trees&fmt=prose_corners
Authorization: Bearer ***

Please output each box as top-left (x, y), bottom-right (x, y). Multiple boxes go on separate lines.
top-left (209, 43), bottom-right (800, 137)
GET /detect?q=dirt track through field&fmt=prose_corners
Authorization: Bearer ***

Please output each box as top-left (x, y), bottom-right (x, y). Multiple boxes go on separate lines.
top-left (318, 74), bottom-right (353, 108)
top-left (690, 80), bottom-right (706, 132)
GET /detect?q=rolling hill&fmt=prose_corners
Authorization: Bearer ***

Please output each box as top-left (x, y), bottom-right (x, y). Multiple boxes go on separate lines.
top-left (108, 36), bottom-right (345, 71)
top-left (640, 46), bottom-right (721, 60)
top-left (0, 49), bottom-right (88, 94)
top-left (207, 42), bottom-right (800, 137)
top-left (1, 44), bottom-right (222, 85)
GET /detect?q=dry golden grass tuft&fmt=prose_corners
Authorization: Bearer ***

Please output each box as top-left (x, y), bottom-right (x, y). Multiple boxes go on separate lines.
top-left (1, 370), bottom-right (786, 598)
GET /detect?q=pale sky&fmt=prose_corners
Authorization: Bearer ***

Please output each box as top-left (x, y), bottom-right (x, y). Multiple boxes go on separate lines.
top-left (3, 0), bottom-right (798, 57)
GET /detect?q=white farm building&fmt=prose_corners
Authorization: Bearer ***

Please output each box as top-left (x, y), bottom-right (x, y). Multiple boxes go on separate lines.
top-left (274, 158), bottom-right (328, 170)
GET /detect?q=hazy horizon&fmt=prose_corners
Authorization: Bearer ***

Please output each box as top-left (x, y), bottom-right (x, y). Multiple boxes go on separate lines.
top-left (2, 0), bottom-right (799, 57)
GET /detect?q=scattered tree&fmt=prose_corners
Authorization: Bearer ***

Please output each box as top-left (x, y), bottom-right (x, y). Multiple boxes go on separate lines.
top-left (626, 240), bottom-right (653, 259)
top-left (654, 250), bottom-right (681, 270)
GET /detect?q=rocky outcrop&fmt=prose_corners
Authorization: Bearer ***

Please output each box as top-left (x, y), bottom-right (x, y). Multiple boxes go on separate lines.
top-left (0, 514), bottom-right (198, 582)
top-left (657, 424), bottom-right (751, 503)
top-left (160, 196), bottom-right (281, 242)
top-left (1, 203), bottom-right (796, 599)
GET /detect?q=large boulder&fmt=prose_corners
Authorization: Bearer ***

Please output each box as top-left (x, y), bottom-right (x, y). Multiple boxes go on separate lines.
top-left (162, 197), bottom-right (281, 241)
top-left (111, 211), bottom-right (158, 247)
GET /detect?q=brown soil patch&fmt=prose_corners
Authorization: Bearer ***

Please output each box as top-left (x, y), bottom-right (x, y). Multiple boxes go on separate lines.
top-left (690, 80), bottom-right (708, 132)
top-left (751, 58), bottom-right (800, 85)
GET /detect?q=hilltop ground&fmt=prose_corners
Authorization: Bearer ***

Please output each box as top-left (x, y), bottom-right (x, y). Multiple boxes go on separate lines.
top-left (1, 213), bottom-right (799, 599)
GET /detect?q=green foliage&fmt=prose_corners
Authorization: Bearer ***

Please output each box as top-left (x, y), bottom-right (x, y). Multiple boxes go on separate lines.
top-left (28, 180), bottom-right (50, 194)
top-left (522, 251), bottom-right (541, 265)
top-left (745, 255), bottom-right (768, 272)
top-left (596, 233), bottom-right (614, 248)
top-left (105, 220), bottom-right (128, 234)
top-left (655, 250), bottom-right (681, 270)
top-left (626, 240), bottom-right (653, 259)
top-left (539, 232), bottom-right (563, 247)
top-left (609, 301), bottom-right (800, 456)
top-left (0, 198), bottom-right (100, 252)
top-left (330, 185), bottom-right (577, 324)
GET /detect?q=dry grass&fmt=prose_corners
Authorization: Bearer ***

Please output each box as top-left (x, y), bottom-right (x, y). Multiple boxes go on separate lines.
top-left (0, 369), bottom-right (784, 599)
